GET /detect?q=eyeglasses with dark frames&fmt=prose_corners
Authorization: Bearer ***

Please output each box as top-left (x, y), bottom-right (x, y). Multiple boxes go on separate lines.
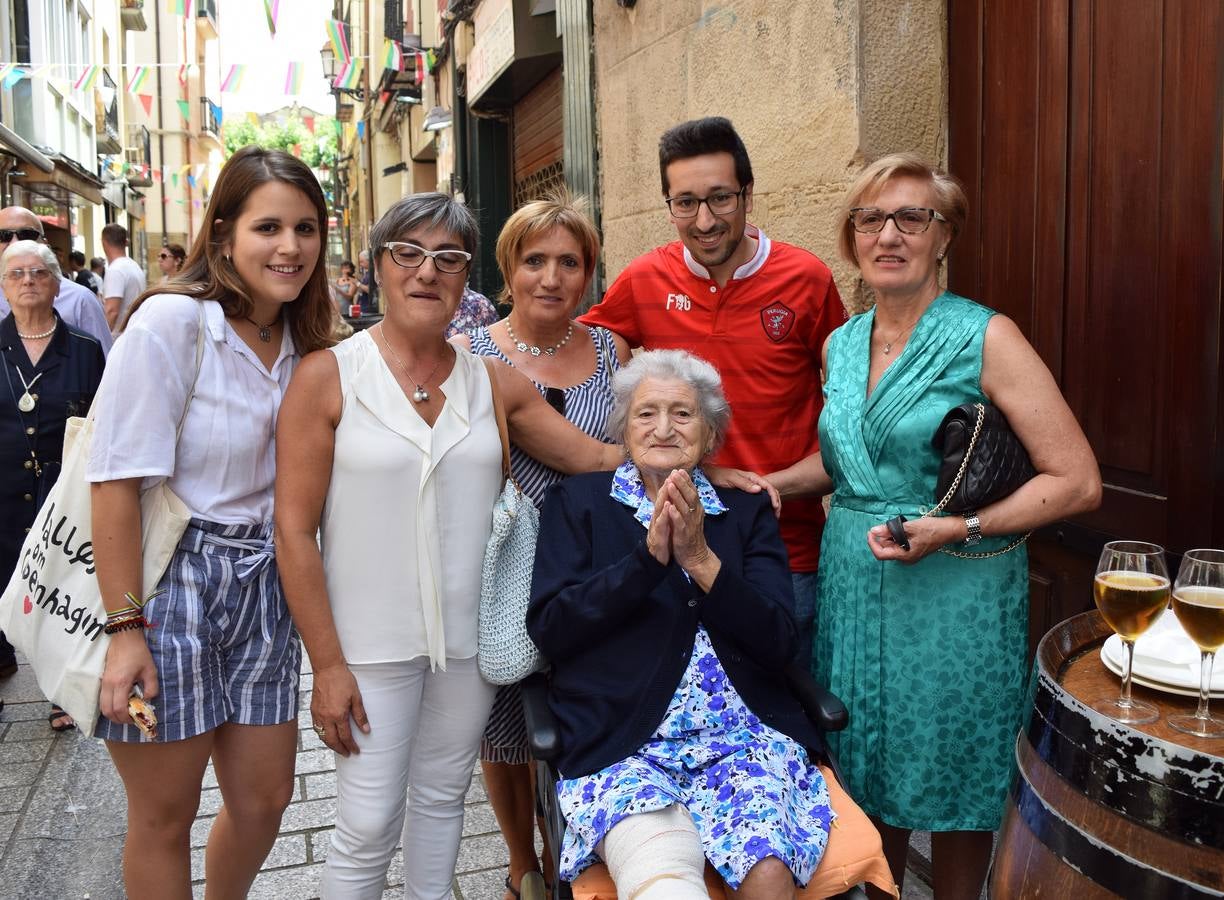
top-left (849, 207), bottom-right (947, 235)
top-left (0, 228), bottom-right (44, 243)
top-left (664, 187), bottom-right (747, 219)
top-left (383, 241), bottom-right (472, 274)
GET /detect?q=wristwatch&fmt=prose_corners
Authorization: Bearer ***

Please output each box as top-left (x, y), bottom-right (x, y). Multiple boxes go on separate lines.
top-left (963, 513), bottom-right (983, 545)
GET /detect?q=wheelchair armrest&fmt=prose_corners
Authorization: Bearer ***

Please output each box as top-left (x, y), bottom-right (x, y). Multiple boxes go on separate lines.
top-left (784, 664), bottom-right (849, 733)
top-left (521, 672), bottom-right (562, 764)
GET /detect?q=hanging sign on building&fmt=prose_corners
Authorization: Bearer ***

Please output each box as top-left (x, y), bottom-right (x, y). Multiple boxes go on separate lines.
top-left (467, 0), bottom-right (515, 104)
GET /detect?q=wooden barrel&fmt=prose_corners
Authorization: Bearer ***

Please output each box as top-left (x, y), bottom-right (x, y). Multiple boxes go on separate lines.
top-left (990, 611), bottom-right (1224, 899)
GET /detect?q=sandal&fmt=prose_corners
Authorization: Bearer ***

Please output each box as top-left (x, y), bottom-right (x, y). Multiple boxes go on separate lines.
top-left (505, 872), bottom-right (547, 900)
top-left (48, 705), bottom-right (76, 733)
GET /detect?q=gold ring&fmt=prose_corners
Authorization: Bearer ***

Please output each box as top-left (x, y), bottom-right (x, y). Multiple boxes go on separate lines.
top-left (313, 724), bottom-right (326, 737)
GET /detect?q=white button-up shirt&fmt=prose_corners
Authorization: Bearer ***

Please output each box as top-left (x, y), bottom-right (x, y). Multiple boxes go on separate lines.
top-left (86, 293), bottom-right (297, 524)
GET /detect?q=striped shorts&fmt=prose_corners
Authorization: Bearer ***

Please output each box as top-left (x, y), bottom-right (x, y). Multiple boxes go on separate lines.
top-left (481, 682), bottom-right (529, 764)
top-left (94, 519), bottom-right (300, 743)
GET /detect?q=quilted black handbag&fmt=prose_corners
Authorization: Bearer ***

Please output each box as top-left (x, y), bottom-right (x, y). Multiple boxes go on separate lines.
top-left (931, 402), bottom-right (1037, 514)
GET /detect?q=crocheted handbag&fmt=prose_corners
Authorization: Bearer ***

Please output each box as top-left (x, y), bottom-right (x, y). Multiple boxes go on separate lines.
top-left (478, 363), bottom-right (543, 685)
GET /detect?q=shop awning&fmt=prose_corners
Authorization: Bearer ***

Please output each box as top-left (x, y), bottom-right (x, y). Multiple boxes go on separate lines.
top-left (0, 123), bottom-right (54, 174)
top-left (11, 152), bottom-right (104, 206)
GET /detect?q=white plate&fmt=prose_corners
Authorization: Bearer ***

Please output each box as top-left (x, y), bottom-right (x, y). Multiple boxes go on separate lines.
top-left (1099, 611), bottom-right (1224, 696)
top-left (1099, 650), bottom-right (1224, 699)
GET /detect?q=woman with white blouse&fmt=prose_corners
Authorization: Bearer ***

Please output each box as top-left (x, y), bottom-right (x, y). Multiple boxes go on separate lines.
top-left (275, 193), bottom-right (621, 900)
top-left (88, 147), bottom-right (337, 900)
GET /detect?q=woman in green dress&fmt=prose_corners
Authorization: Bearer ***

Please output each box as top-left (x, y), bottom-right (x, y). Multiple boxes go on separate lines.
top-left (768, 154), bottom-right (1101, 899)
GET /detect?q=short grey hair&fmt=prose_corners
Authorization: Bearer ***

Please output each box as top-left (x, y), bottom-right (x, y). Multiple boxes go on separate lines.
top-left (606, 349), bottom-right (731, 452)
top-left (369, 193), bottom-right (478, 262)
top-left (0, 240), bottom-right (61, 280)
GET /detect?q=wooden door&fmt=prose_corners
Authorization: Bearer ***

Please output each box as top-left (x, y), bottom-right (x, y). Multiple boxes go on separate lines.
top-left (947, 0), bottom-right (1224, 652)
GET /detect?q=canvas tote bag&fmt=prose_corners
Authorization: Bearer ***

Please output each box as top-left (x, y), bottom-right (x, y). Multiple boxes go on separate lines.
top-left (0, 304), bottom-right (207, 729)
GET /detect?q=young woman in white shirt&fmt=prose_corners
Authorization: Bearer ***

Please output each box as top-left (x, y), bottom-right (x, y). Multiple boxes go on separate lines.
top-left (87, 146), bottom-right (336, 900)
top-left (275, 193), bottom-right (623, 899)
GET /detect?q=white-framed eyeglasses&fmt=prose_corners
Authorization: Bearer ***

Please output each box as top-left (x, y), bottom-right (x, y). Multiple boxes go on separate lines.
top-left (382, 241), bottom-right (472, 274)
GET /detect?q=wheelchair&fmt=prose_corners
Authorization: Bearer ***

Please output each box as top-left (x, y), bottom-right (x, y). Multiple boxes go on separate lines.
top-left (521, 664), bottom-right (898, 899)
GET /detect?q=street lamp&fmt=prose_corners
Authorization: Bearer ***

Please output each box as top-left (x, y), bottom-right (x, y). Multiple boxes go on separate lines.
top-left (320, 42), bottom-right (365, 101)
top-left (422, 105), bottom-right (452, 132)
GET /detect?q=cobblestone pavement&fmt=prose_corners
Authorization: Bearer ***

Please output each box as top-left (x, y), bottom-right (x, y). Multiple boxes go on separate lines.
top-left (0, 651), bottom-right (938, 900)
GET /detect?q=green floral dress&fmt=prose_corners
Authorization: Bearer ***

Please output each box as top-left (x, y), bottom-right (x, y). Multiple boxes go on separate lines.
top-left (814, 291), bottom-right (1028, 831)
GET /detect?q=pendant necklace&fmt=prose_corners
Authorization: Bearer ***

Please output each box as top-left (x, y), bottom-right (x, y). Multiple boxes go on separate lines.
top-left (880, 313), bottom-right (923, 355)
top-left (505, 319), bottom-right (573, 357)
top-left (244, 313), bottom-right (280, 343)
top-left (15, 367), bottom-right (44, 412)
top-left (376, 324), bottom-right (445, 403)
top-left (3, 356), bottom-right (42, 476)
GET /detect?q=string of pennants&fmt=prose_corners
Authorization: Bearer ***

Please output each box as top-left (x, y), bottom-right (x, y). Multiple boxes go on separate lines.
top-left (0, 20), bottom-right (437, 103)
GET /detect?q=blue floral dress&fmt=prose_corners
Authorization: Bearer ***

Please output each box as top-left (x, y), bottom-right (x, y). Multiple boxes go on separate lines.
top-left (555, 463), bottom-right (836, 888)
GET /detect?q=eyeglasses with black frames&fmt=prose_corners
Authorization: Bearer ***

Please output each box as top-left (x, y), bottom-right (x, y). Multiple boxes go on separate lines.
top-left (4, 267), bottom-right (54, 282)
top-left (849, 207), bottom-right (947, 235)
top-left (0, 228), bottom-right (44, 243)
top-left (383, 241), bottom-right (472, 275)
top-left (664, 187), bottom-right (747, 219)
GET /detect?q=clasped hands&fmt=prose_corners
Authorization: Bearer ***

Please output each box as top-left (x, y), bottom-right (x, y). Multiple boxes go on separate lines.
top-left (646, 470), bottom-right (721, 590)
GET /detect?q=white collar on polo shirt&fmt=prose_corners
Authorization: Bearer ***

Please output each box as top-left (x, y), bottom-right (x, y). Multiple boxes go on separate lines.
top-left (681, 224), bottom-right (772, 282)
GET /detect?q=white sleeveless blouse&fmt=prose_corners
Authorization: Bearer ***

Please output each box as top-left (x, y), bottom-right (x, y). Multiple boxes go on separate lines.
top-left (321, 331), bottom-right (502, 667)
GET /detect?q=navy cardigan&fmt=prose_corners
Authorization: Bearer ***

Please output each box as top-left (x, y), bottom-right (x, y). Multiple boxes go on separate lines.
top-left (526, 471), bottom-right (826, 778)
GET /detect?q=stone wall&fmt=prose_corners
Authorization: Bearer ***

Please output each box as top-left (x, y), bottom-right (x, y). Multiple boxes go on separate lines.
top-left (592, 0), bottom-right (946, 313)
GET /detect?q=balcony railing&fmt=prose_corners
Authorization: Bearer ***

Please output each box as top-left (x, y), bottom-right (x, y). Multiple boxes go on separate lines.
top-left (125, 123), bottom-right (152, 185)
top-left (199, 98), bottom-right (221, 139)
top-left (97, 70), bottom-right (122, 153)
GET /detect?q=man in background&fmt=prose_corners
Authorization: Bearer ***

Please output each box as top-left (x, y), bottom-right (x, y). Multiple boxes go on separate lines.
top-left (100, 223), bottom-right (145, 332)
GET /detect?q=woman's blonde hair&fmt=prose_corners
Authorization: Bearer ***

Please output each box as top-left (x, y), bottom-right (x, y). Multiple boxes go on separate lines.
top-left (836, 153), bottom-right (967, 268)
top-left (494, 190), bottom-right (601, 306)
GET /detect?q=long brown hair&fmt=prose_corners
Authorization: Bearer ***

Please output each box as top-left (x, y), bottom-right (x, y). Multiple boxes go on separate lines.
top-left (126, 146), bottom-right (334, 353)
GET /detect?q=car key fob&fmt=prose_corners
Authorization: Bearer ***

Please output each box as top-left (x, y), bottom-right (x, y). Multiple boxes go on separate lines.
top-left (884, 515), bottom-right (911, 551)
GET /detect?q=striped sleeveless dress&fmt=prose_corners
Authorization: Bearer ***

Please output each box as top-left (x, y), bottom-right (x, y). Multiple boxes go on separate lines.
top-left (469, 323), bottom-right (620, 761)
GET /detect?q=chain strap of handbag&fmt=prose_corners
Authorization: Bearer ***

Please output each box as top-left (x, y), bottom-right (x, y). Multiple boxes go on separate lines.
top-left (919, 402), bottom-right (1031, 559)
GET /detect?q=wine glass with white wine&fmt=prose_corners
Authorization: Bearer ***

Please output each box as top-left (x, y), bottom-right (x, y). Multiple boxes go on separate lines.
top-left (1092, 541), bottom-right (1170, 724)
top-left (1167, 549), bottom-right (1224, 738)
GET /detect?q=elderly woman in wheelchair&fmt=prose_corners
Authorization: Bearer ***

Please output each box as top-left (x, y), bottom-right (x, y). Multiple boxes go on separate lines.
top-left (525, 350), bottom-right (896, 899)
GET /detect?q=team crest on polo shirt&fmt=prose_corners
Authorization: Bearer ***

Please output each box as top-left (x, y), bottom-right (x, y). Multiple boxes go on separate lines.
top-left (760, 303), bottom-right (795, 342)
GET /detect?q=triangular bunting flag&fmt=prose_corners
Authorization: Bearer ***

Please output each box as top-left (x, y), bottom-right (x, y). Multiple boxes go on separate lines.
top-left (138, 93), bottom-right (154, 115)
top-left (177, 99), bottom-right (190, 122)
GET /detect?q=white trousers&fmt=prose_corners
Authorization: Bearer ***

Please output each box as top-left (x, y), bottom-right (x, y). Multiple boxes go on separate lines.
top-left (321, 656), bottom-right (495, 900)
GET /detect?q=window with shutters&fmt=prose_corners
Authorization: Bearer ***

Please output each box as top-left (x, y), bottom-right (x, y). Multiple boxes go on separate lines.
top-left (384, 0), bottom-right (403, 43)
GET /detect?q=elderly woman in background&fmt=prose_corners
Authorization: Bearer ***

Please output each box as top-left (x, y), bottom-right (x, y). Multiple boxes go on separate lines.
top-left (0, 240), bottom-right (106, 728)
top-left (768, 153), bottom-right (1101, 899)
top-left (157, 243), bottom-right (186, 281)
top-left (275, 193), bottom-right (621, 900)
top-left (527, 349), bottom-right (837, 900)
top-left (453, 191), bottom-right (625, 900)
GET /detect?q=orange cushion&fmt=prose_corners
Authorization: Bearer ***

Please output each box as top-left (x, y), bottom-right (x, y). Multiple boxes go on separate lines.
top-left (571, 765), bottom-right (898, 899)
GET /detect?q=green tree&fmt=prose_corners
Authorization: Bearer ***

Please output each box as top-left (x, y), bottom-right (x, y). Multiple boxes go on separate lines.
top-left (222, 115), bottom-right (338, 170)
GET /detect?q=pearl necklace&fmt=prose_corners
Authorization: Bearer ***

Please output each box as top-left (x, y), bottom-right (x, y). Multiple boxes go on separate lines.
top-left (505, 319), bottom-right (573, 357)
top-left (17, 322), bottom-right (56, 341)
top-left (375, 324), bottom-right (445, 403)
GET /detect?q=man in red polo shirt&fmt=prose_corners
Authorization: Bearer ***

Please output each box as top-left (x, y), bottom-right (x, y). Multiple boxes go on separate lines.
top-left (580, 117), bottom-right (845, 667)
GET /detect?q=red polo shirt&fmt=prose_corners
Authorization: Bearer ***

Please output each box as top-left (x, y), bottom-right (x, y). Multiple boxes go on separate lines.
top-left (580, 228), bottom-right (845, 572)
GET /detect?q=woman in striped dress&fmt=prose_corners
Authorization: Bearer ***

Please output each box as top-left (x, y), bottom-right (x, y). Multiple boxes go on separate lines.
top-left (454, 192), bottom-right (627, 900)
